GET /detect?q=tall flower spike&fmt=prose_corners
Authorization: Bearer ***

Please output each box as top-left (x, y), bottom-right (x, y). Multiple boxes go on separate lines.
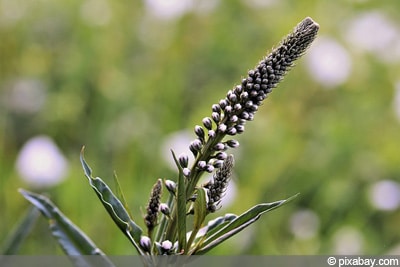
top-left (185, 17), bottom-right (319, 197)
top-left (144, 179), bottom-right (162, 236)
top-left (206, 154), bottom-right (234, 213)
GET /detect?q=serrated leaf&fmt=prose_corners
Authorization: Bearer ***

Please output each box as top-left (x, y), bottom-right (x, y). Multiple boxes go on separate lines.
top-left (194, 194), bottom-right (298, 255)
top-left (80, 148), bottom-right (144, 255)
top-left (19, 189), bottom-right (114, 267)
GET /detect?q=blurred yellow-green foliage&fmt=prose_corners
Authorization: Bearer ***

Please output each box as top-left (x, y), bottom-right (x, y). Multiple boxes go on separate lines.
top-left (1, 0), bottom-right (400, 255)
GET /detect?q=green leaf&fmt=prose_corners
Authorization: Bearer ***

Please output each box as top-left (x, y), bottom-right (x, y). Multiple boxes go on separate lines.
top-left (194, 194), bottom-right (298, 255)
top-left (171, 150), bottom-right (187, 253)
top-left (18, 190), bottom-right (111, 261)
top-left (2, 206), bottom-right (40, 254)
top-left (113, 171), bottom-right (134, 220)
top-left (80, 148), bottom-right (144, 255)
top-left (197, 213), bottom-right (238, 241)
top-left (186, 187), bottom-right (208, 253)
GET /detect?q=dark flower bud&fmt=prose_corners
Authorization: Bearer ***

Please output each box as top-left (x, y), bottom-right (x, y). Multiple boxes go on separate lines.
top-left (227, 91), bottom-right (238, 103)
top-left (183, 167), bottom-right (191, 177)
top-left (229, 115), bottom-right (238, 123)
top-left (214, 142), bottom-right (225, 151)
top-left (208, 130), bottom-right (216, 139)
top-left (216, 152), bottom-right (227, 160)
top-left (202, 117), bottom-right (213, 130)
top-left (197, 161), bottom-right (207, 170)
top-left (226, 127), bottom-right (237, 136)
top-left (240, 111), bottom-right (250, 120)
top-left (248, 113), bottom-right (254, 121)
top-left (224, 105), bottom-right (233, 114)
top-left (226, 139), bottom-right (239, 148)
top-left (194, 125), bottom-right (205, 140)
top-left (234, 85), bottom-right (243, 94)
top-left (212, 112), bottom-right (220, 123)
top-left (245, 100), bottom-right (253, 109)
top-left (213, 160), bottom-right (224, 168)
top-left (240, 92), bottom-right (249, 101)
top-left (250, 90), bottom-right (258, 97)
top-left (140, 236), bottom-right (152, 252)
top-left (205, 164), bottom-right (215, 173)
top-left (189, 144), bottom-right (198, 157)
top-left (178, 153), bottom-right (189, 168)
top-left (190, 139), bottom-right (203, 151)
top-left (161, 240), bottom-right (173, 252)
top-left (165, 180), bottom-right (176, 194)
top-left (159, 203), bottom-right (170, 216)
top-left (234, 103), bottom-right (242, 111)
top-left (219, 99), bottom-right (228, 109)
top-left (212, 104), bottom-right (221, 113)
top-left (236, 124), bottom-right (245, 134)
top-left (218, 124), bottom-right (227, 133)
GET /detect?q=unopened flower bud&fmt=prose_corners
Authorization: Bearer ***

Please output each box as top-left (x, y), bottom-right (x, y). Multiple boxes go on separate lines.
top-left (197, 161), bottom-right (207, 170)
top-left (178, 153), bottom-right (189, 168)
top-left (218, 124), bottom-right (227, 133)
top-left (159, 203), bottom-right (170, 216)
top-left (161, 240), bottom-right (173, 252)
top-left (214, 143), bottom-right (225, 151)
top-left (205, 164), bottom-right (214, 173)
top-left (208, 130), bottom-right (216, 139)
top-left (165, 180), bottom-right (176, 194)
top-left (226, 139), bottom-right (239, 148)
top-left (202, 117), bottom-right (213, 130)
top-left (194, 125), bottom-right (205, 140)
top-left (140, 236), bottom-right (152, 252)
top-left (183, 167), bottom-right (191, 177)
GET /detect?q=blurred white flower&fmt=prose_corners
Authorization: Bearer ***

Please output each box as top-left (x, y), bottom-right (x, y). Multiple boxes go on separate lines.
top-left (344, 11), bottom-right (400, 63)
top-left (332, 226), bottom-right (364, 254)
top-left (144, 0), bottom-right (194, 20)
top-left (289, 209), bottom-right (320, 239)
top-left (16, 135), bottom-right (68, 188)
top-left (368, 180), bottom-right (400, 211)
top-left (242, 0), bottom-right (279, 8)
top-left (305, 36), bottom-right (352, 88)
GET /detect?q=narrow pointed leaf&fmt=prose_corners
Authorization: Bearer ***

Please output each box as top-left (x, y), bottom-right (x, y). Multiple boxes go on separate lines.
top-left (186, 187), bottom-right (207, 252)
top-left (195, 213), bottom-right (238, 242)
top-left (18, 189), bottom-right (111, 260)
top-left (2, 206), bottom-right (40, 254)
top-left (194, 194), bottom-right (298, 255)
top-left (113, 171), bottom-right (134, 219)
top-left (171, 150), bottom-right (187, 253)
top-left (80, 149), bottom-right (144, 255)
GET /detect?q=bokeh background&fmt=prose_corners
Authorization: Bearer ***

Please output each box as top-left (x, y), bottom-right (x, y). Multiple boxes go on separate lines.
top-left (1, 0), bottom-right (400, 255)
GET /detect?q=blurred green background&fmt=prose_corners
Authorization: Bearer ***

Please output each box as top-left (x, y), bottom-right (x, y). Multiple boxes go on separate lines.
top-left (1, 0), bottom-right (400, 255)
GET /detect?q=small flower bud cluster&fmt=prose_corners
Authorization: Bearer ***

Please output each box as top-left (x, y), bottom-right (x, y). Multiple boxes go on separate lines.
top-left (144, 179), bottom-right (162, 233)
top-left (206, 155), bottom-right (234, 212)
